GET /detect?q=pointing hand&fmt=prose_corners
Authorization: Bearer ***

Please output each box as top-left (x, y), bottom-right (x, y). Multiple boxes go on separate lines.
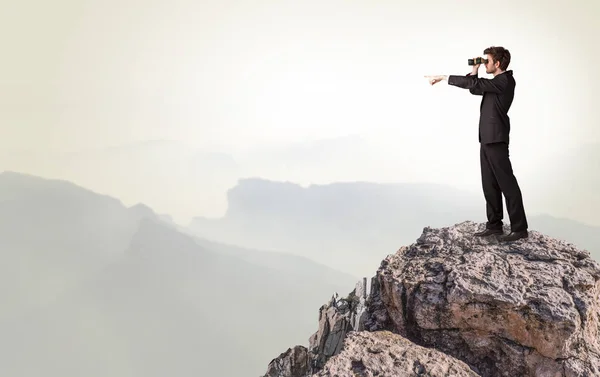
top-left (424, 75), bottom-right (447, 85)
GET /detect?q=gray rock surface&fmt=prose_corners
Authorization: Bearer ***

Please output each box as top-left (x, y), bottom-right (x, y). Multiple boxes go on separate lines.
top-left (263, 346), bottom-right (310, 377)
top-left (264, 279), bottom-right (369, 376)
top-left (314, 330), bottom-right (479, 377)
top-left (368, 220), bottom-right (600, 377)
top-left (308, 279), bottom-right (369, 369)
top-left (263, 220), bottom-right (600, 377)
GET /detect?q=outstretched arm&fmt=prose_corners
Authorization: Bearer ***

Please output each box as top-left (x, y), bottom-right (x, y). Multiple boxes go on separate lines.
top-left (447, 73), bottom-right (508, 93)
top-left (426, 65), bottom-right (483, 95)
top-left (425, 72), bottom-right (484, 95)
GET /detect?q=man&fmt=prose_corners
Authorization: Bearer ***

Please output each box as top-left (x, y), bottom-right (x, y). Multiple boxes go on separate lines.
top-left (425, 46), bottom-right (528, 242)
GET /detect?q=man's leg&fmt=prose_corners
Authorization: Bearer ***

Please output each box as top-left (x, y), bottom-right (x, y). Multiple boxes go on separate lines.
top-left (480, 142), bottom-right (504, 230)
top-left (482, 142), bottom-right (528, 233)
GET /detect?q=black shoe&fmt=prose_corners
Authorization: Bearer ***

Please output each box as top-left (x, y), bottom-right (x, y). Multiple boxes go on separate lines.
top-left (497, 230), bottom-right (528, 242)
top-left (474, 228), bottom-right (503, 237)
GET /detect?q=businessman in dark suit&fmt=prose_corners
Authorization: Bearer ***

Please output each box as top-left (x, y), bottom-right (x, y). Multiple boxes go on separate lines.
top-left (425, 46), bottom-right (528, 242)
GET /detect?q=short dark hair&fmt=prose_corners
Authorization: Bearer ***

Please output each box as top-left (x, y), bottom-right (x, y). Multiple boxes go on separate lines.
top-left (484, 46), bottom-right (511, 71)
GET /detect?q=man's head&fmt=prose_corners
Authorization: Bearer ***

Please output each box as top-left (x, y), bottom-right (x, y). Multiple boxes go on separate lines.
top-left (483, 46), bottom-right (511, 75)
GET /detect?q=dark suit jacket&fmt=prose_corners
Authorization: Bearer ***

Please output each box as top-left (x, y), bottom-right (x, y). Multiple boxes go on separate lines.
top-left (448, 70), bottom-right (515, 144)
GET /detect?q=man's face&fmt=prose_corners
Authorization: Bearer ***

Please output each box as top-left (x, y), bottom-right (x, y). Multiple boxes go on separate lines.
top-left (484, 54), bottom-right (497, 73)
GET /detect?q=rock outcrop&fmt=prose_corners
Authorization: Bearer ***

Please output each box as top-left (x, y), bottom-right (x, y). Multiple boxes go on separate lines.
top-left (263, 346), bottom-right (311, 377)
top-left (262, 220), bottom-right (600, 377)
top-left (314, 331), bottom-right (479, 377)
top-left (264, 280), bottom-right (370, 376)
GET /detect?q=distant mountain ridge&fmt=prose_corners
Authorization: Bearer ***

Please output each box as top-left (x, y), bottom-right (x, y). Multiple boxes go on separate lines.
top-left (189, 178), bottom-right (600, 276)
top-left (0, 171), bottom-right (358, 377)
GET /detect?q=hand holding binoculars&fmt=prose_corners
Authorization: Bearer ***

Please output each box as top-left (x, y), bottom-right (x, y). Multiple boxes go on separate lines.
top-left (468, 57), bottom-right (488, 65)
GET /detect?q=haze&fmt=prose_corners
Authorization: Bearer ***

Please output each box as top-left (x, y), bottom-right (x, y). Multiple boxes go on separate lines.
top-left (1, 0), bottom-right (598, 225)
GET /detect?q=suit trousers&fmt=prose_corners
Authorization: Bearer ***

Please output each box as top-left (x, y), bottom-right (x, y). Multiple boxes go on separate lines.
top-left (480, 142), bottom-right (528, 232)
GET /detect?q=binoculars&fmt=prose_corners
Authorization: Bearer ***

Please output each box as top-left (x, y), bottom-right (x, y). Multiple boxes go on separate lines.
top-left (468, 57), bottom-right (488, 65)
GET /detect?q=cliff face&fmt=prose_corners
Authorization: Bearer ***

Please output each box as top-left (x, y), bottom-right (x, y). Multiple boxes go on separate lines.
top-left (263, 220), bottom-right (600, 377)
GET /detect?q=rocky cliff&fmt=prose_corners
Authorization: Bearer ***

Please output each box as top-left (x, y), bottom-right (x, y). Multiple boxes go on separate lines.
top-left (263, 220), bottom-right (600, 377)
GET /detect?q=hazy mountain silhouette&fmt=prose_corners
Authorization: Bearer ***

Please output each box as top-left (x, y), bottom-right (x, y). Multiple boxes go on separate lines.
top-left (189, 178), bottom-right (484, 276)
top-left (0, 171), bottom-right (357, 377)
top-left (3, 138), bottom-right (599, 228)
top-left (189, 178), bottom-right (600, 276)
top-left (531, 141), bottom-right (600, 227)
top-left (0, 136), bottom-right (383, 222)
top-left (0, 171), bottom-right (148, 323)
top-left (525, 213), bottom-right (600, 256)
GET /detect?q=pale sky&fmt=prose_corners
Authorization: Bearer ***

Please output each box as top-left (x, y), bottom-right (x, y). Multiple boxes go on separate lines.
top-left (1, 0), bottom-right (598, 225)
